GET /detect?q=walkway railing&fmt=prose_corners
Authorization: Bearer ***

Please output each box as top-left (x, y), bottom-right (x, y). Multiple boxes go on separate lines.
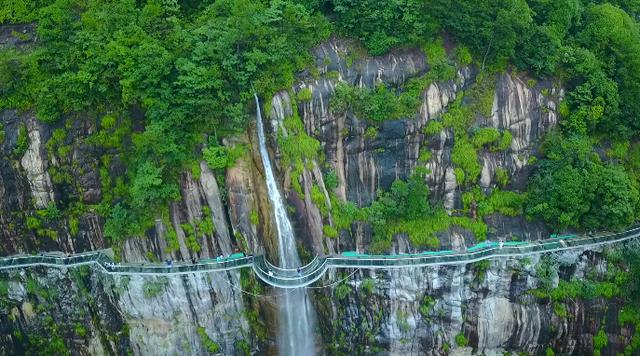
top-left (253, 255), bottom-right (329, 288)
top-left (0, 226), bottom-right (638, 288)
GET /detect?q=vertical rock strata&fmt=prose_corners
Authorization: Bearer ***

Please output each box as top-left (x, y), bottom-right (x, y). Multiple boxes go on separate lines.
top-left (0, 36), bottom-right (633, 355)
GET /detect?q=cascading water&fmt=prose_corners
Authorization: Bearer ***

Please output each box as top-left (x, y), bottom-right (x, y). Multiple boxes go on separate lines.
top-left (254, 93), bottom-right (318, 355)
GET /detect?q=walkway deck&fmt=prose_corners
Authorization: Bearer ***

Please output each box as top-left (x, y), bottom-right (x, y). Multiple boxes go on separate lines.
top-left (1, 227), bottom-right (638, 288)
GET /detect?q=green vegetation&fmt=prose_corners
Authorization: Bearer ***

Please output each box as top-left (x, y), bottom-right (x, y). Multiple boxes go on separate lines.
top-left (419, 295), bottom-right (435, 319)
top-left (360, 278), bottom-right (375, 295)
top-left (278, 111), bottom-right (322, 194)
top-left (363, 126), bottom-right (378, 140)
top-left (13, 123), bottom-right (28, 157)
top-left (452, 139), bottom-right (481, 185)
top-left (203, 143), bottom-right (246, 170)
top-left (0, 1), bottom-right (639, 354)
top-left (328, 170), bottom-right (488, 252)
top-left (321, 0), bottom-right (640, 238)
top-left (593, 329), bottom-right (608, 355)
top-left (472, 260), bottom-right (491, 282)
top-left (330, 57), bottom-right (455, 123)
top-left (0, 0), bottom-right (638, 284)
top-left (235, 340), bottom-right (251, 356)
top-left (455, 332), bottom-right (468, 347)
top-left (471, 128), bottom-right (512, 152)
top-left (526, 134), bottom-right (639, 231)
top-left (334, 283), bottom-right (351, 300)
top-left (331, 0), bottom-right (438, 55)
top-left (296, 87), bottom-right (313, 102)
top-left (0, 0), bottom-right (330, 243)
top-left (468, 72), bottom-right (496, 117)
top-left (197, 327), bottom-right (220, 353)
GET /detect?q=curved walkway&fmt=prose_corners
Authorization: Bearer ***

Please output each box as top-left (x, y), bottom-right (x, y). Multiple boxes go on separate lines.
top-left (0, 227), bottom-right (639, 288)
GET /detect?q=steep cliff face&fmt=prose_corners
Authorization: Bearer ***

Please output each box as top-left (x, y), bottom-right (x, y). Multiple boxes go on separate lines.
top-left (0, 109), bottom-right (275, 263)
top-left (0, 266), bottom-right (130, 355)
top-left (313, 242), bottom-right (636, 355)
top-left (0, 266), bottom-right (255, 355)
top-left (113, 271), bottom-right (250, 355)
top-left (0, 32), bottom-right (635, 356)
top-left (267, 39), bottom-right (559, 255)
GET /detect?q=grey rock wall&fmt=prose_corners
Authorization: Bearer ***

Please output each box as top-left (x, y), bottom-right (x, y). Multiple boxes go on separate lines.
top-left (315, 244), bottom-right (635, 355)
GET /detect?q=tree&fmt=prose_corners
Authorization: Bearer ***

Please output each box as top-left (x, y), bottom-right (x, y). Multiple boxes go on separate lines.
top-left (129, 162), bottom-right (179, 209)
top-left (527, 135), bottom-right (638, 230)
top-left (331, 0), bottom-right (440, 55)
top-left (577, 4), bottom-right (640, 136)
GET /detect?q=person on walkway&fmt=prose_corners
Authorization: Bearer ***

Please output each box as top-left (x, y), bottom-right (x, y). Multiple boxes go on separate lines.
top-left (191, 256), bottom-right (197, 265)
top-left (296, 267), bottom-right (301, 277)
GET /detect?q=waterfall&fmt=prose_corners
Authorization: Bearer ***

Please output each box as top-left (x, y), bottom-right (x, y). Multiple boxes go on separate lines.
top-left (254, 93), bottom-right (317, 355)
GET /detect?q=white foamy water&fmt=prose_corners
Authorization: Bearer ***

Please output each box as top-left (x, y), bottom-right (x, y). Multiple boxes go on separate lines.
top-left (254, 93), bottom-right (317, 355)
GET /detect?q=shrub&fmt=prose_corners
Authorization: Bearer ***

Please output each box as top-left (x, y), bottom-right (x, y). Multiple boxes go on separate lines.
top-left (471, 127), bottom-right (501, 147)
top-left (487, 190), bottom-right (525, 216)
top-left (424, 120), bottom-right (444, 135)
top-left (454, 167), bottom-right (465, 184)
top-left (418, 149), bottom-right (432, 163)
top-left (26, 216), bottom-right (40, 230)
top-left (455, 46), bottom-right (472, 66)
top-left (323, 224), bottom-right (338, 238)
top-left (497, 130), bottom-right (513, 151)
top-left (452, 139), bottom-right (480, 184)
top-left (396, 310), bottom-right (410, 333)
top-left (311, 185), bottom-right (327, 216)
top-left (364, 126), bottom-right (378, 140)
top-left (235, 340), bottom-right (251, 356)
top-left (182, 223), bottom-right (201, 253)
top-left (455, 332), bottom-right (468, 347)
top-left (197, 327), bottom-right (221, 353)
top-left (469, 72), bottom-right (496, 117)
top-left (296, 87), bottom-right (313, 102)
top-left (165, 228), bottom-right (180, 253)
top-left (278, 113), bottom-right (321, 170)
top-left (419, 295), bottom-right (435, 318)
top-left (334, 283), bottom-right (351, 300)
top-left (593, 329), bottom-right (608, 350)
top-left (471, 127), bottom-right (511, 151)
top-left (608, 141), bottom-right (630, 160)
top-left (14, 122), bottom-right (29, 157)
top-left (250, 210), bottom-right (259, 225)
top-left (360, 278), bottom-right (375, 294)
top-left (101, 115), bottom-right (117, 129)
top-left (203, 144), bottom-right (246, 170)
top-left (441, 101), bottom-right (473, 133)
top-left (495, 167), bottom-right (509, 187)
top-left (472, 260), bottom-right (491, 282)
top-left (553, 302), bottom-right (568, 318)
top-left (324, 170), bottom-right (338, 190)
top-left (422, 37), bottom-right (447, 65)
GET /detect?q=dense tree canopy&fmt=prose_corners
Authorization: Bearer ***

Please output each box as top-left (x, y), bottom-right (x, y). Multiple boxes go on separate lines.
top-left (1, 0), bottom-right (639, 240)
top-left (526, 134), bottom-right (639, 231)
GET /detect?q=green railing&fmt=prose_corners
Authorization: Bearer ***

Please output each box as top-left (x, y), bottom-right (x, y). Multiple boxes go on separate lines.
top-left (252, 255), bottom-right (329, 288)
top-left (0, 226), bottom-right (638, 288)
